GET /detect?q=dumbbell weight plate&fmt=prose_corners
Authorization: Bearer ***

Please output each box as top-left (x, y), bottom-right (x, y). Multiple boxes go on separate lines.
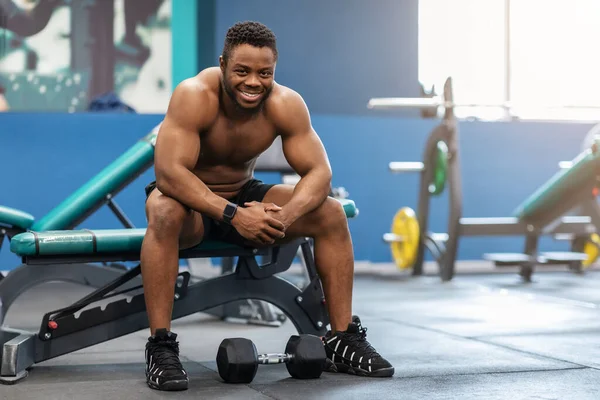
top-left (216, 338), bottom-right (259, 383)
top-left (284, 335), bottom-right (327, 379)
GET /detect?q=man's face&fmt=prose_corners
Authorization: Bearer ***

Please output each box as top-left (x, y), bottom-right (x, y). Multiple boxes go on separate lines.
top-left (220, 44), bottom-right (276, 112)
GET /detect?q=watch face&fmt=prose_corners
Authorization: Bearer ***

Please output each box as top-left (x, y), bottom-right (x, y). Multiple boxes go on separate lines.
top-left (225, 204), bottom-right (236, 218)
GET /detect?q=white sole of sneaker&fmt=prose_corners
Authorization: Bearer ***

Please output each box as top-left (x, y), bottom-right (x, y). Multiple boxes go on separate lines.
top-left (146, 378), bottom-right (189, 391)
top-left (325, 358), bottom-right (395, 378)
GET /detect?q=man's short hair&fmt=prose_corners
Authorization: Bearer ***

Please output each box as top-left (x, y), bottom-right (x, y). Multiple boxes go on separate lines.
top-left (222, 21), bottom-right (278, 62)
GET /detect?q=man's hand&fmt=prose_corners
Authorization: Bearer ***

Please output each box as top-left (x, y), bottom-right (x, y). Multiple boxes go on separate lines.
top-left (244, 201), bottom-right (282, 213)
top-left (243, 201), bottom-right (298, 232)
top-left (267, 207), bottom-right (296, 232)
top-left (232, 202), bottom-right (286, 245)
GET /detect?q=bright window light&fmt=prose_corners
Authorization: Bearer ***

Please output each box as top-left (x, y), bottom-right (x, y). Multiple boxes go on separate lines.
top-left (418, 0), bottom-right (600, 121)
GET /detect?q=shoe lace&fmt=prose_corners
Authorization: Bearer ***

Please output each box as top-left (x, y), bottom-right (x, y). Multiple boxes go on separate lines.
top-left (345, 323), bottom-right (381, 360)
top-left (148, 341), bottom-right (184, 372)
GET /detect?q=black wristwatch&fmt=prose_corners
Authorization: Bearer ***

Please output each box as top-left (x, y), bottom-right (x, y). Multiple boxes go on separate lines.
top-left (222, 203), bottom-right (238, 225)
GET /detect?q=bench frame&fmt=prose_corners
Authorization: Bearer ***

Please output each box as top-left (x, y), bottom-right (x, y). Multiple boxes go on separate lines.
top-left (0, 238), bottom-right (328, 384)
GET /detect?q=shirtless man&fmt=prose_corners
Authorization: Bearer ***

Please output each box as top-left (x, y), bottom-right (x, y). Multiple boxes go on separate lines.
top-left (141, 21), bottom-right (394, 391)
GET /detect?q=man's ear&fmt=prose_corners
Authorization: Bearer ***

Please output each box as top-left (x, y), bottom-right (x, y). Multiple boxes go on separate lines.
top-left (219, 55), bottom-right (226, 71)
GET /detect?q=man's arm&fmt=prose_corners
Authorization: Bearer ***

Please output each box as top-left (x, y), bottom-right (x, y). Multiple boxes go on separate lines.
top-left (274, 89), bottom-right (333, 223)
top-left (154, 80), bottom-right (231, 221)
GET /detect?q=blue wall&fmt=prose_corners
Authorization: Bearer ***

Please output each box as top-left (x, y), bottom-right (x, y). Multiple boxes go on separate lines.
top-left (213, 0), bottom-right (420, 116)
top-left (0, 112), bottom-right (593, 270)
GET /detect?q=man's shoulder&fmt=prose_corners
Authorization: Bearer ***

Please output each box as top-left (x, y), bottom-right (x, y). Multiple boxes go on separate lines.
top-left (269, 83), bottom-right (304, 104)
top-left (176, 67), bottom-right (221, 99)
top-left (266, 83), bottom-right (311, 133)
top-left (266, 83), bottom-right (307, 115)
top-left (170, 68), bottom-right (221, 121)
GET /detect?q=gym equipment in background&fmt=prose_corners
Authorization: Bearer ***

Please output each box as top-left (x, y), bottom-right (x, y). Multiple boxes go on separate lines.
top-left (216, 335), bottom-right (326, 383)
top-left (370, 77), bottom-right (600, 282)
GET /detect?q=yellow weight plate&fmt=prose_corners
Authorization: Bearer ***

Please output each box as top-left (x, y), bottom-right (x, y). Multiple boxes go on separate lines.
top-left (390, 207), bottom-right (420, 270)
top-left (583, 233), bottom-right (600, 268)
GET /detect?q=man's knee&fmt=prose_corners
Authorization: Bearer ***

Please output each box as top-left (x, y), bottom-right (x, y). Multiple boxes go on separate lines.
top-left (312, 197), bottom-right (349, 233)
top-left (145, 191), bottom-right (190, 237)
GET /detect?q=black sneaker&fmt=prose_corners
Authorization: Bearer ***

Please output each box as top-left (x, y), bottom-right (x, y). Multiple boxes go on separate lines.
top-left (322, 316), bottom-right (394, 377)
top-left (145, 329), bottom-right (189, 391)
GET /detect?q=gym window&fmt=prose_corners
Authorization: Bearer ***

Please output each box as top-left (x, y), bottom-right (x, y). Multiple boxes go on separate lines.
top-left (418, 0), bottom-right (600, 122)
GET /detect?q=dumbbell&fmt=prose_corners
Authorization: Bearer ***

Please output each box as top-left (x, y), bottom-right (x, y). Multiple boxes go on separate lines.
top-left (216, 334), bottom-right (326, 383)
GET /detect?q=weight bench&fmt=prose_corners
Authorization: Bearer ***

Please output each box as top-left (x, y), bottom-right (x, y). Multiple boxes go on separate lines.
top-left (456, 138), bottom-right (600, 280)
top-left (0, 123), bottom-right (308, 328)
top-left (0, 199), bottom-right (358, 384)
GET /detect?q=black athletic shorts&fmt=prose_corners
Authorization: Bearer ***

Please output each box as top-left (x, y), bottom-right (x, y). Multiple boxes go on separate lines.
top-left (144, 178), bottom-right (275, 247)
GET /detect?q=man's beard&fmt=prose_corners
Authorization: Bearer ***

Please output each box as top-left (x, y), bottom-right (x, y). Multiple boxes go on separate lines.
top-left (221, 77), bottom-right (272, 115)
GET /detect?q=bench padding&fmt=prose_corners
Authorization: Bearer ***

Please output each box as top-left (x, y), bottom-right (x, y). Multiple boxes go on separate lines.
top-left (11, 229), bottom-right (241, 256)
top-left (513, 141), bottom-right (600, 220)
top-left (11, 199), bottom-right (358, 257)
top-left (0, 205), bottom-right (35, 230)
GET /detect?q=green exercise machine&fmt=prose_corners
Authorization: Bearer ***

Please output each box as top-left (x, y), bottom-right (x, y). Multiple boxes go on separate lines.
top-left (369, 77), bottom-right (600, 282)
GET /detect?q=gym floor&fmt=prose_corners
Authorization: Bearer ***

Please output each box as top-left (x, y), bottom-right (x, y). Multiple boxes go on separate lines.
top-left (3, 262), bottom-right (600, 400)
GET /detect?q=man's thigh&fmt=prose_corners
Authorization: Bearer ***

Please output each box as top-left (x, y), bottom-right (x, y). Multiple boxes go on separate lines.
top-left (261, 184), bottom-right (295, 209)
top-left (179, 210), bottom-right (207, 249)
top-left (262, 184), bottom-right (346, 242)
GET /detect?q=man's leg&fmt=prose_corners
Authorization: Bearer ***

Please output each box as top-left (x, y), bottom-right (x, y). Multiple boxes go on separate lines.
top-left (262, 185), bottom-right (353, 333)
top-left (141, 188), bottom-right (206, 334)
top-left (139, 188), bottom-right (205, 391)
top-left (262, 184), bottom-right (394, 378)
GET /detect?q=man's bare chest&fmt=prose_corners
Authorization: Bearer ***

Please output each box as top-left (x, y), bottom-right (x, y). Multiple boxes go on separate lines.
top-left (199, 116), bottom-right (277, 165)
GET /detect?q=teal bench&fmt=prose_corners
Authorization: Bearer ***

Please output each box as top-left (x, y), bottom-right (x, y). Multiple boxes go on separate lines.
top-left (0, 119), bottom-right (360, 384)
top-left (1, 198), bottom-right (358, 384)
top-left (0, 123), bottom-right (357, 329)
top-left (11, 198), bottom-right (358, 259)
top-left (0, 205), bottom-right (35, 231)
top-left (458, 138), bottom-right (600, 279)
top-left (513, 140), bottom-right (600, 224)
